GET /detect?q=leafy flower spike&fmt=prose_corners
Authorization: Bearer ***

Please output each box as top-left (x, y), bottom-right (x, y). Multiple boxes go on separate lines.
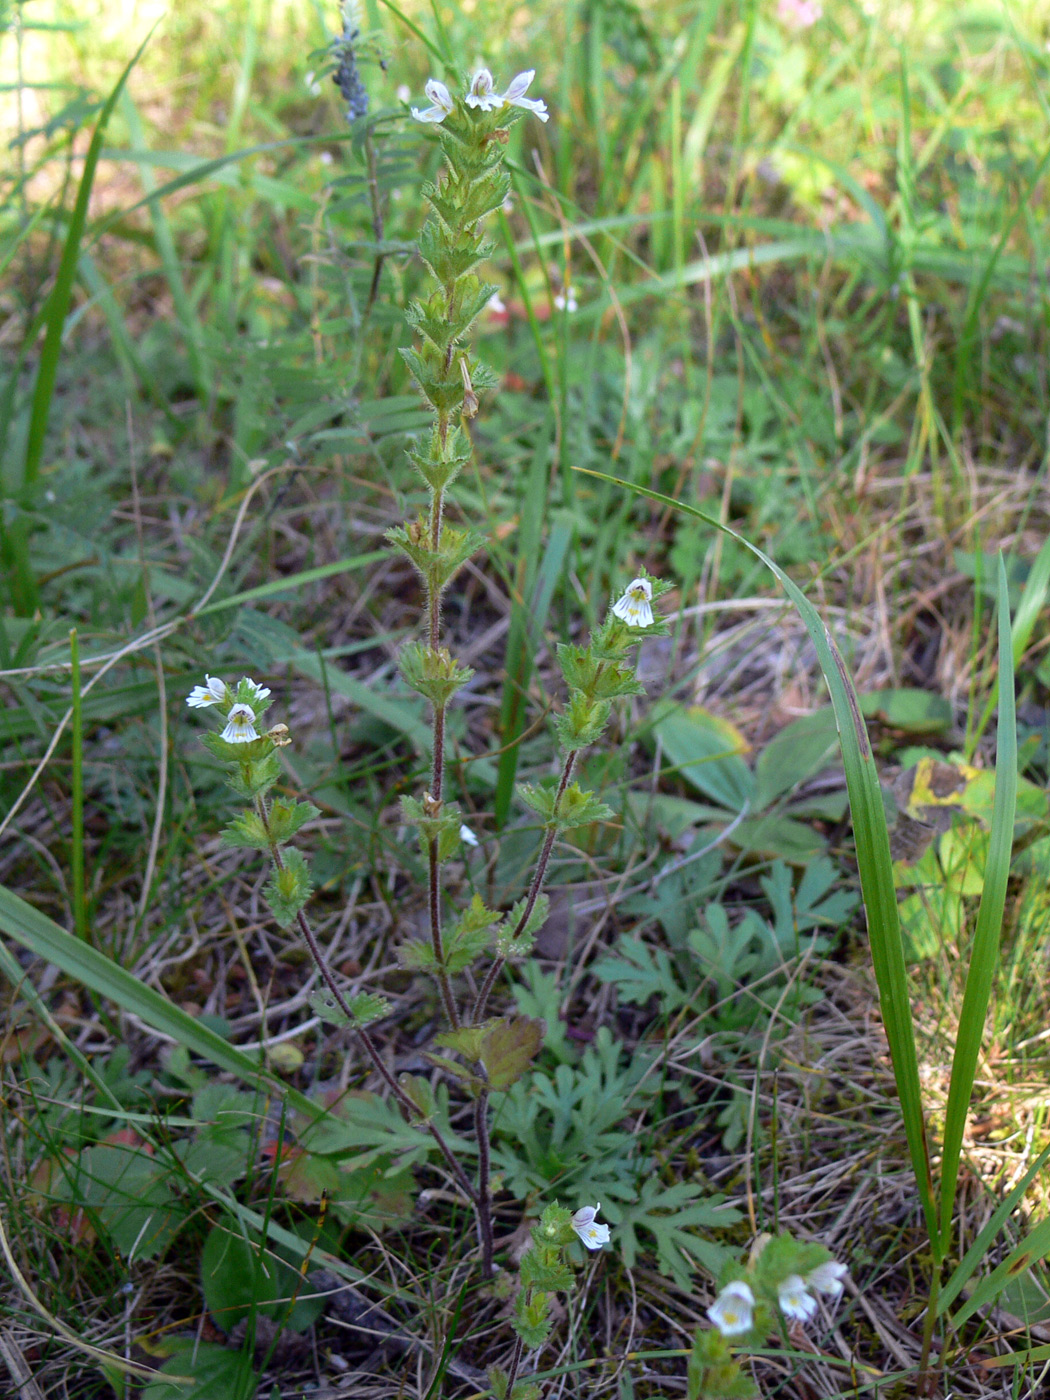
top-left (707, 1280), bottom-right (755, 1336)
top-left (611, 577), bottom-right (654, 628)
top-left (466, 68), bottom-right (500, 111)
top-left (777, 1275), bottom-right (817, 1323)
top-left (221, 704), bottom-right (259, 744)
top-left (499, 69), bottom-right (549, 122)
top-left (807, 1260), bottom-right (848, 1299)
top-left (411, 78), bottom-right (454, 123)
top-left (186, 675), bottom-right (228, 708)
top-left (570, 1203), bottom-right (610, 1250)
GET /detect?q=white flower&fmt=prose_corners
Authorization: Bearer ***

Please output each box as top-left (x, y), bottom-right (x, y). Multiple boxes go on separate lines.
top-left (777, 1275), bottom-right (817, 1323)
top-left (411, 78), bottom-right (454, 124)
top-left (466, 68), bottom-right (500, 111)
top-left (396, 83), bottom-right (411, 104)
top-left (487, 291), bottom-right (507, 314)
top-left (807, 1260), bottom-right (848, 1299)
top-left (305, 70), bottom-right (322, 96)
top-left (571, 1203), bottom-right (610, 1250)
top-left (221, 704), bottom-right (259, 744)
top-left (186, 675), bottom-right (228, 709)
top-left (707, 1281), bottom-right (755, 1337)
top-left (611, 577), bottom-right (654, 628)
top-left (460, 824), bottom-right (480, 847)
top-left (554, 285), bottom-right (578, 313)
top-left (498, 69), bottom-right (549, 122)
top-left (240, 677), bottom-right (271, 704)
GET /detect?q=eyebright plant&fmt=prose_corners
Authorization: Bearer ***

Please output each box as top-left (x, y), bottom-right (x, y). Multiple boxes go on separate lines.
top-left (687, 1233), bottom-right (850, 1398)
top-left (185, 60), bottom-right (674, 1396)
top-left (391, 58), bottom-right (672, 1282)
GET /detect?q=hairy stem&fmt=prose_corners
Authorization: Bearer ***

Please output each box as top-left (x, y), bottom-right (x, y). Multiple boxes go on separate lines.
top-left (472, 751), bottom-right (577, 1025)
top-left (504, 1329), bottom-right (526, 1398)
top-left (255, 797), bottom-right (477, 1208)
top-left (473, 1090), bottom-right (495, 1276)
top-left (428, 832), bottom-right (460, 1030)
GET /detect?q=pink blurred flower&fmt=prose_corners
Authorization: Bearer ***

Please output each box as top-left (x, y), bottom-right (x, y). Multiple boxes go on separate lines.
top-left (777, 0), bottom-right (822, 28)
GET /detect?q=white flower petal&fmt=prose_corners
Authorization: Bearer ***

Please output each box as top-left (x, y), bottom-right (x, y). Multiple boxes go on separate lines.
top-left (499, 69), bottom-right (549, 122)
top-left (807, 1260), bottom-right (848, 1299)
top-left (412, 78), bottom-right (453, 124)
top-left (186, 674), bottom-right (228, 708)
top-left (611, 577), bottom-right (655, 627)
top-left (466, 68), bottom-right (500, 110)
top-left (241, 677), bottom-right (271, 703)
top-left (502, 70), bottom-right (535, 101)
top-left (425, 78), bottom-right (453, 109)
top-left (460, 824), bottom-right (480, 847)
top-left (570, 1203), bottom-right (610, 1250)
top-left (707, 1281), bottom-right (755, 1337)
top-left (778, 1275), bottom-right (817, 1322)
top-left (221, 704), bottom-right (259, 744)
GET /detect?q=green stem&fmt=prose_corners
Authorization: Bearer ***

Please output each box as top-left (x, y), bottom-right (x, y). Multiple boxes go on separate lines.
top-left (69, 629), bottom-right (87, 942)
top-left (917, 1271), bottom-right (940, 1394)
top-left (472, 751), bottom-right (577, 1025)
top-left (253, 797), bottom-right (477, 1210)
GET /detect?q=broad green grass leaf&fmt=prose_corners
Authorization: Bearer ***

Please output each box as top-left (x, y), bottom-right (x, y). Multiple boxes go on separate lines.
top-left (0, 882), bottom-right (319, 1121)
top-left (650, 701), bottom-right (753, 810)
top-left (860, 688), bottom-right (953, 736)
top-left (938, 1139), bottom-right (1050, 1320)
top-left (938, 558), bottom-right (1017, 1247)
top-left (200, 1225), bottom-right (325, 1334)
top-left (752, 708), bottom-right (838, 809)
top-left (950, 1216), bottom-right (1050, 1329)
top-left (23, 29), bottom-right (155, 490)
top-left (62, 1141), bottom-right (184, 1261)
top-left (141, 1340), bottom-right (256, 1400)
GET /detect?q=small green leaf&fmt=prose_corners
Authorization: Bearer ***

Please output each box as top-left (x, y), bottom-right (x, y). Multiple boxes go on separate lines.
top-left (308, 989), bottom-right (388, 1029)
top-left (554, 693), bottom-right (611, 751)
top-left (445, 893), bottom-right (502, 972)
top-left (267, 797), bottom-right (319, 845)
top-left (263, 847), bottom-right (313, 928)
top-left (219, 809), bottom-right (270, 851)
top-left (554, 782), bottom-right (616, 830)
top-left (200, 1225), bottom-right (325, 1334)
top-left (496, 894), bottom-right (549, 958)
top-left (479, 1015), bottom-right (545, 1091)
top-left (423, 1053), bottom-right (487, 1095)
top-left (434, 1025), bottom-right (486, 1060)
top-left (649, 701), bottom-right (754, 811)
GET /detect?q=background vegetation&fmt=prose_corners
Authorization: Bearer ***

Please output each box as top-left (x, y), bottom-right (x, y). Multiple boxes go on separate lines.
top-left (3, 0), bottom-right (1050, 1395)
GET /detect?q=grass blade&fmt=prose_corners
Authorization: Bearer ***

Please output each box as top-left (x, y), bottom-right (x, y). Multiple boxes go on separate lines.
top-left (938, 556), bottom-right (1017, 1246)
top-left (0, 881), bottom-right (319, 1121)
top-left (969, 532), bottom-right (1050, 752)
top-left (937, 1140), bottom-right (1050, 1318)
top-left (23, 28), bottom-right (154, 492)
